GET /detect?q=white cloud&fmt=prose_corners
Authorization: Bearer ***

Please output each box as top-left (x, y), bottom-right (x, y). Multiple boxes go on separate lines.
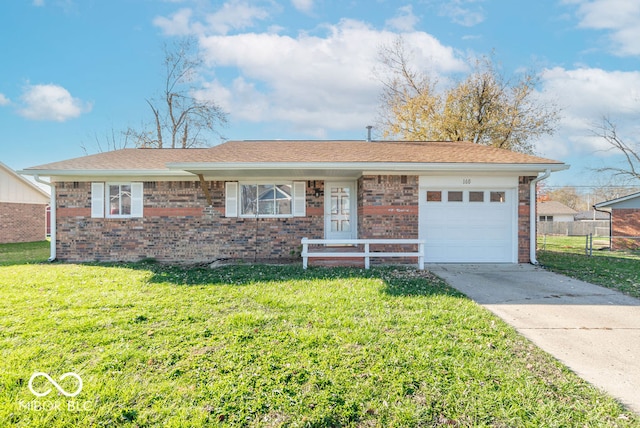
top-left (537, 67), bottom-right (640, 158)
top-left (154, 1), bottom-right (270, 36)
top-left (18, 84), bottom-right (92, 122)
top-left (568, 0), bottom-right (640, 56)
top-left (291, 0), bottom-right (314, 14)
top-left (439, 0), bottom-right (486, 27)
top-left (385, 5), bottom-right (419, 32)
top-left (194, 19), bottom-right (466, 134)
top-left (32, 0), bottom-right (44, 6)
top-left (153, 8), bottom-right (196, 36)
top-left (205, 0), bottom-right (269, 35)
top-left (0, 93), bottom-right (10, 106)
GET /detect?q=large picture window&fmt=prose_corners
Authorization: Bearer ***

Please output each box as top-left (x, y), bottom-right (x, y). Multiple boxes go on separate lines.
top-left (225, 181), bottom-right (305, 218)
top-left (241, 184), bottom-right (292, 216)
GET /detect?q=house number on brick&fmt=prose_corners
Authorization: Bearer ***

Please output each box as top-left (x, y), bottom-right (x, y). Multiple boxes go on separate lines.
top-left (462, 178), bottom-right (471, 185)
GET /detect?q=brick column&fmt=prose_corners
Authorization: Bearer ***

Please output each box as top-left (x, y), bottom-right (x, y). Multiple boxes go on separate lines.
top-left (518, 176), bottom-right (535, 263)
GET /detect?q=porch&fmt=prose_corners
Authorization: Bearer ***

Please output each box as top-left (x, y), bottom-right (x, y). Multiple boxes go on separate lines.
top-left (301, 238), bottom-right (426, 269)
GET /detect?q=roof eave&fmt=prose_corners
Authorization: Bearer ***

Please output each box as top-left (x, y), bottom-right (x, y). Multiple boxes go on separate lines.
top-left (17, 162), bottom-right (569, 180)
top-left (594, 191), bottom-right (640, 208)
top-left (167, 161), bottom-right (569, 173)
top-left (18, 169), bottom-right (195, 178)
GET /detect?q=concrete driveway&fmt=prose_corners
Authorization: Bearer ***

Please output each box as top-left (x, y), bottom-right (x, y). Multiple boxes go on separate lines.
top-left (428, 263), bottom-right (640, 414)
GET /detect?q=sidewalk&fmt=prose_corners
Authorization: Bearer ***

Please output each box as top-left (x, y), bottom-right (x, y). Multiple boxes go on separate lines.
top-left (428, 263), bottom-right (640, 414)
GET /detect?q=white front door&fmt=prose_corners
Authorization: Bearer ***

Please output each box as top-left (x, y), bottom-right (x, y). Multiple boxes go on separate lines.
top-left (324, 181), bottom-right (357, 240)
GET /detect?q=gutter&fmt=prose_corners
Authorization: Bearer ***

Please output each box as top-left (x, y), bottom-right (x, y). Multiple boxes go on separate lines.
top-left (530, 169), bottom-right (551, 265)
top-left (33, 175), bottom-right (56, 262)
top-left (19, 169), bottom-right (193, 177)
top-left (167, 161), bottom-right (568, 173)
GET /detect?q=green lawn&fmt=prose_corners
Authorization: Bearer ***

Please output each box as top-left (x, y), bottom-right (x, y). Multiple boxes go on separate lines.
top-left (0, 241), bottom-right (50, 266)
top-left (537, 235), bottom-right (640, 299)
top-left (0, 257), bottom-right (636, 426)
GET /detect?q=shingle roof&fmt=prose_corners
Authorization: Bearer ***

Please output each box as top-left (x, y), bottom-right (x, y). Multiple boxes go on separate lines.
top-left (574, 210), bottom-right (610, 221)
top-left (174, 140), bottom-right (563, 164)
top-left (24, 148), bottom-right (212, 171)
top-left (538, 201), bottom-right (578, 216)
top-left (24, 140), bottom-right (564, 173)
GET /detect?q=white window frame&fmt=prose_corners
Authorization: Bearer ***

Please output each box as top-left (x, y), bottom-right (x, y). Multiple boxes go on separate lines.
top-left (91, 182), bottom-right (143, 219)
top-left (225, 181), bottom-right (306, 218)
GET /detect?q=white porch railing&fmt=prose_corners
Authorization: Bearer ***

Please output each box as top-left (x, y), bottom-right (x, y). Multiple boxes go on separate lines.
top-left (301, 238), bottom-right (425, 270)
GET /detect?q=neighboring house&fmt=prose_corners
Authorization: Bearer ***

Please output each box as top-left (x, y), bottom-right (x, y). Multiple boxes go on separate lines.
top-left (594, 192), bottom-right (640, 250)
top-left (0, 162), bottom-right (50, 244)
top-left (537, 202), bottom-right (610, 237)
top-left (537, 201), bottom-right (578, 222)
top-left (574, 210), bottom-right (610, 221)
top-left (21, 140), bottom-right (567, 264)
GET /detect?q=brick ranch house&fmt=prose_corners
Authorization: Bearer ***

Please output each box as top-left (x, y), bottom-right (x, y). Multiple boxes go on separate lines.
top-left (21, 140), bottom-right (567, 265)
top-left (594, 191), bottom-right (640, 250)
top-left (0, 161), bottom-right (49, 244)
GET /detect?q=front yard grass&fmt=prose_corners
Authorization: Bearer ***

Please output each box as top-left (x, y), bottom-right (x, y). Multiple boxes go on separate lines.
top-left (0, 240), bottom-right (50, 266)
top-left (0, 261), bottom-right (635, 426)
top-left (538, 235), bottom-right (640, 299)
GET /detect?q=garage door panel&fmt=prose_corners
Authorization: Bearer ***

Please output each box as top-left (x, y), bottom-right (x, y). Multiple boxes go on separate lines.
top-left (425, 242), bottom-right (512, 262)
top-left (419, 185), bottom-right (516, 263)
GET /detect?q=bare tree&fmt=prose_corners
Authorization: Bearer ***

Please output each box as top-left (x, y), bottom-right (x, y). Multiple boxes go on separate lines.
top-left (80, 128), bottom-right (135, 155)
top-left (376, 37), bottom-right (560, 154)
top-left (544, 186), bottom-right (585, 210)
top-left (80, 38), bottom-right (228, 154)
top-left (132, 37), bottom-right (228, 148)
top-left (593, 116), bottom-right (640, 182)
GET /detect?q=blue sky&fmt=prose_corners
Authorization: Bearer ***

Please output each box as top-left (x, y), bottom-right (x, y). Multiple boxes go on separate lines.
top-left (1, 0), bottom-right (640, 188)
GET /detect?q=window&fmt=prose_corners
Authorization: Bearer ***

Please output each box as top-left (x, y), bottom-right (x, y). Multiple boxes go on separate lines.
top-left (426, 191), bottom-right (442, 202)
top-left (108, 184), bottom-right (132, 216)
top-left (448, 191), bottom-right (463, 202)
top-left (539, 215), bottom-right (554, 222)
top-left (241, 184), bottom-right (292, 216)
top-left (490, 191), bottom-right (506, 203)
top-left (91, 182), bottom-right (143, 218)
top-left (226, 181), bottom-right (306, 218)
top-left (469, 191), bottom-right (484, 202)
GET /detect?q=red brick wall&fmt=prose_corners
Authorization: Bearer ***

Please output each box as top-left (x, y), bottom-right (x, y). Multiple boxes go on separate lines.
top-left (519, 176), bottom-right (535, 263)
top-left (0, 202), bottom-right (47, 244)
top-left (54, 175), bottom-right (535, 263)
top-left (55, 181), bottom-right (324, 262)
top-left (357, 175), bottom-right (419, 264)
top-left (611, 208), bottom-right (640, 250)
top-left (357, 175), bottom-right (419, 239)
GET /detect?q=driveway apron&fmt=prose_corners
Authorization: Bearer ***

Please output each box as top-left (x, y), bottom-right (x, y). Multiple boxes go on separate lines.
top-left (428, 263), bottom-right (640, 414)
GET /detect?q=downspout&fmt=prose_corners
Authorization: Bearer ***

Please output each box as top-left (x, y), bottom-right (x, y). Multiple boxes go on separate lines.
top-left (593, 205), bottom-right (612, 251)
top-left (34, 175), bottom-right (56, 262)
top-left (529, 169), bottom-right (551, 265)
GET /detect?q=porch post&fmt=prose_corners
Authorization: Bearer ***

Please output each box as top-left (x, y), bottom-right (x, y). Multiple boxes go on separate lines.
top-left (302, 238), bottom-right (309, 269)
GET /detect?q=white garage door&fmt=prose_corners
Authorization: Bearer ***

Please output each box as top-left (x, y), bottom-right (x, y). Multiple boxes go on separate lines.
top-left (419, 176), bottom-right (518, 263)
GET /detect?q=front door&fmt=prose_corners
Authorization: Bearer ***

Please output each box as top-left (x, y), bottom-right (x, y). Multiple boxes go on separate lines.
top-left (324, 181), bottom-right (356, 240)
